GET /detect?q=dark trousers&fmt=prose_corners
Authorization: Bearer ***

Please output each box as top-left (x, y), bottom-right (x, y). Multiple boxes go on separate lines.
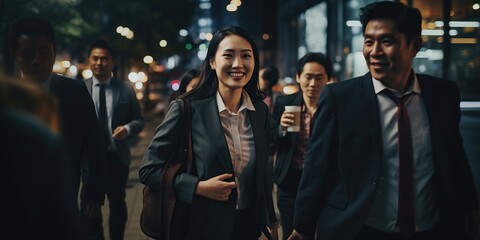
top-left (232, 207), bottom-right (261, 240)
top-left (277, 186), bottom-right (296, 240)
top-left (277, 167), bottom-right (302, 240)
top-left (84, 151), bottom-right (129, 240)
top-left (356, 224), bottom-right (441, 240)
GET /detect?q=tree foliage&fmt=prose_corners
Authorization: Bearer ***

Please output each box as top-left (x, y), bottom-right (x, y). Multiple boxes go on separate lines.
top-left (1, 0), bottom-right (195, 64)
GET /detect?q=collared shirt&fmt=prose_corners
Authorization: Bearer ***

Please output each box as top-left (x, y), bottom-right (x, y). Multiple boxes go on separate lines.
top-left (292, 104), bottom-right (314, 169)
top-left (366, 73), bottom-right (438, 232)
top-left (92, 77), bottom-right (114, 146)
top-left (216, 90), bottom-right (256, 210)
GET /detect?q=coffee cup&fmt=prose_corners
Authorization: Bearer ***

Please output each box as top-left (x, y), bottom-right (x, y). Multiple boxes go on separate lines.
top-left (284, 106), bottom-right (301, 132)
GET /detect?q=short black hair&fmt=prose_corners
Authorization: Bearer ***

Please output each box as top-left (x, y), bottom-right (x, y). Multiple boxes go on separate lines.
top-left (88, 39), bottom-right (115, 59)
top-left (296, 52), bottom-right (333, 79)
top-left (8, 15), bottom-right (56, 55)
top-left (360, 1), bottom-right (422, 43)
top-left (260, 66), bottom-right (279, 87)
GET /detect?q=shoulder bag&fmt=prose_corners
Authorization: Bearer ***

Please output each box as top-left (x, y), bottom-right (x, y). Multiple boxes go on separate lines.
top-left (140, 98), bottom-right (192, 240)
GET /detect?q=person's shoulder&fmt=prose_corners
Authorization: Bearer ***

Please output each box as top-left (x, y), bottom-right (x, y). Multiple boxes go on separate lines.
top-left (112, 77), bottom-right (132, 89)
top-left (53, 74), bottom-right (79, 84)
top-left (1, 107), bottom-right (59, 147)
top-left (321, 75), bottom-right (366, 96)
top-left (417, 74), bottom-right (458, 90)
top-left (329, 75), bottom-right (366, 89)
top-left (276, 92), bottom-right (300, 104)
top-left (253, 98), bottom-right (268, 112)
top-left (53, 74), bottom-right (87, 89)
top-left (417, 73), bottom-right (451, 83)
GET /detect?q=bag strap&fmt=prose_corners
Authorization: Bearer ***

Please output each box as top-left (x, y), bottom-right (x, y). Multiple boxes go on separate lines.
top-left (160, 98), bottom-right (192, 240)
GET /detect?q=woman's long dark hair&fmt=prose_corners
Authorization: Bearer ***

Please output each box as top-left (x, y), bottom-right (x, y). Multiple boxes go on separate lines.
top-left (181, 26), bottom-right (264, 102)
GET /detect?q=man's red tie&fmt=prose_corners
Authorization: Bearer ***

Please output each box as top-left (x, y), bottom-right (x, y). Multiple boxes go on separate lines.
top-left (384, 89), bottom-right (415, 238)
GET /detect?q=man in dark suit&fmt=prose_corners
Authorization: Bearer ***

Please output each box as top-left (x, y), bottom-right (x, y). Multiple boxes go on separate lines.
top-left (0, 104), bottom-right (81, 239)
top-left (270, 52), bottom-right (332, 240)
top-left (84, 39), bottom-right (144, 240)
top-left (289, 2), bottom-right (479, 240)
top-left (8, 16), bottom-right (105, 223)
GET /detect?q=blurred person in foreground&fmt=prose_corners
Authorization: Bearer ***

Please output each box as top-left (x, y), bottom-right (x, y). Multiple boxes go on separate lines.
top-left (8, 15), bottom-right (105, 224)
top-left (0, 75), bottom-right (81, 239)
top-left (84, 39), bottom-right (145, 240)
top-left (289, 2), bottom-right (479, 240)
top-left (140, 26), bottom-right (278, 240)
top-left (271, 52), bottom-right (332, 240)
top-left (167, 68), bottom-right (200, 103)
top-left (259, 65), bottom-right (280, 113)
top-left (0, 76), bottom-right (59, 132)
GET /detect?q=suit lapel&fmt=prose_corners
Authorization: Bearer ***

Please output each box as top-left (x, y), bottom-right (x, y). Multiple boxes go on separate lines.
top-left (248, 102), bottom-right (267, 200)
top-left (417, 75), bottom-right (436, 129)
top-left (417, 75), bottom-right (442, 162)
top-left (194, 97), bottom-right (234, 173)
top-left (359, 73), bottom-right (384, 159)
top-left (85, 78), bottom-right (93, 95)
top-left (110, 78), bottom-right (121, 119)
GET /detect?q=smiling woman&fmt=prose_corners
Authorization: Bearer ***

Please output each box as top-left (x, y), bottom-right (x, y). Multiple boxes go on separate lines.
top-left (139, 26), bottom-right (278, 240)
top-left (209, 34), bottom-right (254, 111)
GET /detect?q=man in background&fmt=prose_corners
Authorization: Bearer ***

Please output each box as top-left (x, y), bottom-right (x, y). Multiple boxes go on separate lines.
top-left (84, 39), bottom-right (144, 240)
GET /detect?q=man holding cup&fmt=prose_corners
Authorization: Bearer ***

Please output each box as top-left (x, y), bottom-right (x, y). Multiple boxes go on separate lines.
top-left (270, 52), bottom-right (333, 239)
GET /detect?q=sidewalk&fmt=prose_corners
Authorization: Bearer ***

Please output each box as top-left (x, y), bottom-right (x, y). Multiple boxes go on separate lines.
top-left (100, 112), bottom-right (281, 240)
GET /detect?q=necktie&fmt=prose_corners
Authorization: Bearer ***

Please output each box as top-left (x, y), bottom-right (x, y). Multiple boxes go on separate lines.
top-left (98, 83), bottom-right (109, 147)
top-left (383, 89), bottom-right (415, 237)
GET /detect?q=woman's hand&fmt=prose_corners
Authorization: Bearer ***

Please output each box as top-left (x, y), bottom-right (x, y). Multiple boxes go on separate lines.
top-left (195, 173), bottom-right (236, 201)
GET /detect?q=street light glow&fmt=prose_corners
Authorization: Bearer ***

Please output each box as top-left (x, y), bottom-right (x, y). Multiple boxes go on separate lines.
top-left (126, 31), bottom-right (134, 39)
top-left (159, 40), bottom-right (168, 47)
top-left (226, 4), bottom-right (237, 12)
top-left (116, 26), bottom-right (124, 33)
top-left (143, 55), bottom-right (154, 64)
top-left (82, 69), bottom-right (93, 79)
top-left (205, 33), bottom-right (213, 41)
top-left (231, 0), bottom-right (242, 7)
top-left (179, 29), bottom-right (189, 37)
top-left (128, 72), bottom-right (139, 82)
top-left (121, 27), bottom-right (130, 36)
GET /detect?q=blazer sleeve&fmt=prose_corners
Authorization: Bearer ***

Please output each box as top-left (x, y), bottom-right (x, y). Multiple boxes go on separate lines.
top-left (125, 84), bottom-right (145, 138)
top-left (447, 82), bottom-right (478, 211)
top-left (139, 100), bottom-right (198, 204)
top-left (270, 96), bottom-right (285, 144)
top-left (78, 81), bottom-right (106, 204)
top-left (264, 108), bottom-right (278, 226)
top-left (294, 86), bottom-right (338, 235)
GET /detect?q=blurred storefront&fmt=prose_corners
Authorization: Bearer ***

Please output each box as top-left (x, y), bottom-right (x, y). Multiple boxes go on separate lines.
top-left (274, 0), bottom-right (480, 100)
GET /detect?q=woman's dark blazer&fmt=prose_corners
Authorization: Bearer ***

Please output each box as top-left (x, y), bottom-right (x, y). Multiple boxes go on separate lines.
top-left (140, 94), bottom-right (276, 239)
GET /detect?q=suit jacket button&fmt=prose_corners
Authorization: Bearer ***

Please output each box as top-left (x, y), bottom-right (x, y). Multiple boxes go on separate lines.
top-left (372, 178), bottom-right (377, 185)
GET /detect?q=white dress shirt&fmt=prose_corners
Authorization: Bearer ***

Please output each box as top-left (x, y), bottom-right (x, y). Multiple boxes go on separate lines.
top-left (92, 77), bottom-right (114, 146)
top-left (216, 90), bottom-right (256, 210)
top-left (366, 73), bottom-right (439, 232)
